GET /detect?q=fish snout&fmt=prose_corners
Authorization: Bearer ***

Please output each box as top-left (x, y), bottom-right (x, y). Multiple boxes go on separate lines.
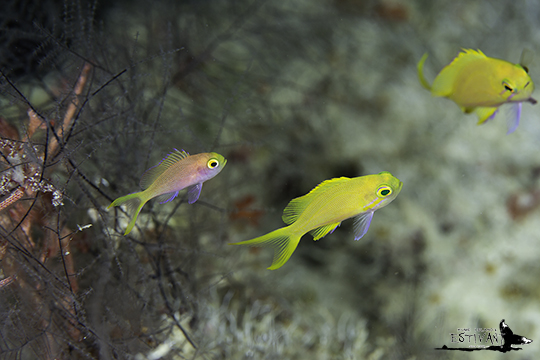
top-left (394, 179), bottom-right (403, 195)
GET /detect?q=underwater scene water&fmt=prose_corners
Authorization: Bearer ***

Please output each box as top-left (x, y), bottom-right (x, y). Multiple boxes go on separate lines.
top-left (1, 0), bottom-right (539, 358)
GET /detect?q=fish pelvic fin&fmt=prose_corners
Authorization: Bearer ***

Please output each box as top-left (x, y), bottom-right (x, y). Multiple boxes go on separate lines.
top-left (417, 53), bottom-right (432, 90)
top-left (108, 191), bottom-right (149, 235)
top-left (230, 227), bottom-right (302, 270)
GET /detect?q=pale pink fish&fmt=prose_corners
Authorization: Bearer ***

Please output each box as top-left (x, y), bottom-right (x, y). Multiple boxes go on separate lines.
top-left (108, 149), bottom-right (227, 235)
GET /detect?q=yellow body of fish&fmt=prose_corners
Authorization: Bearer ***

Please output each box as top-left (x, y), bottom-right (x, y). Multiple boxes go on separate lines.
top-left (417, 49), bottom-right (536, 133)
top-left (230, 172), bottom-right (402, 270)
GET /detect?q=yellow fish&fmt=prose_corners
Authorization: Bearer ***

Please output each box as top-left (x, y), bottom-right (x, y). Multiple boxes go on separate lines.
top-left (230, 172), bottom-right (402, 270)
top-left (108, 149), bottom-right (226, 235)
top-left (417, 49), bottom-right (537, 133)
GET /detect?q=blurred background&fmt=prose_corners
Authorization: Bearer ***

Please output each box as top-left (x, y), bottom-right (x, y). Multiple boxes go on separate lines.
top-left (1, 0), bottom-right (539, 358)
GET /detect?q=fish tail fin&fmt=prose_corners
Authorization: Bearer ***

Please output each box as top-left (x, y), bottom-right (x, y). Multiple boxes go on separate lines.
top-left (417, 53), bottom-right (432, 90)
top-left (230, 227), bottom-right (302, 270)
top-left (108, 192), bottom-right (149, 235)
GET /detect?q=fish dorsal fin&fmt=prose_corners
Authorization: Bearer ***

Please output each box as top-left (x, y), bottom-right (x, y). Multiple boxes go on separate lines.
top-left (519, 48), bottom-right (534, 73)
top-left (140, 149), bottom-right (189, 190)
top-left (282, 177), bottom-right (350, 225)
top-left (453, 48), bottom-right (486, 62)
top-left (432, 49), bottom-right (486, 97)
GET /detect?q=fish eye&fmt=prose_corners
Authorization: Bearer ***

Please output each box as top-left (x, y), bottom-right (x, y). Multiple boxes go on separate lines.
top-left (503, 82), bottom-right (514, 92)
top-left (377, 186), bottom-right (392, 197)
top-left (207, 159), bottom-right (219, 169)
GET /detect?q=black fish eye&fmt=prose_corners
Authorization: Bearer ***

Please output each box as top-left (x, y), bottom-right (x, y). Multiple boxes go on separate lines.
top-left (377, 186), bottom-right (392, 197)
top-left (207, 159), bottom-right (219, 168)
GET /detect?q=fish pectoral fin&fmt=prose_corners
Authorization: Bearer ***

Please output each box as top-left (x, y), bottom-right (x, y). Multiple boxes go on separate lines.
top-left (187, 183), bottom-right (202, 204)
top-left (155, 191), bottom-right (179, 204)
top-left (475, 107), bottom-right (499, 124)
top-left (505, 102), bottom-right (522, 134)
top-left (309, 222), bottom-right (341, 241)
top-left (353, 212), bottom-right (374, 240)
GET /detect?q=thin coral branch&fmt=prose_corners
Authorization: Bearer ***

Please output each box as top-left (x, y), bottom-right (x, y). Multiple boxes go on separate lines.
top-left (47, 63), bottom-right (92, 157)
top-left (0, 275), bottom-right (16, 289)
top-left (0, 187), bottom-right (24, 212)
top-left (24, 109), bottom-right (45, 142)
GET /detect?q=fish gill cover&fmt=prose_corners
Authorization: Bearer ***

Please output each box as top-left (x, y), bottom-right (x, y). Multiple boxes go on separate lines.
top-left (0, 0), bottom-right (539, 359)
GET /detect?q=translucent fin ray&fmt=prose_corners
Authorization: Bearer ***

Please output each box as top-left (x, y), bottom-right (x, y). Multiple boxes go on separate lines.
top-left (282, 177), bottom-right (350, 225)
top-left (108, 191), bottom-right (149, 235)
top-left (309, 222), bottom-right (341, 241)
top-left (187, 183), bottom-right (202, 204)
top-left (140, 149), bottom-right (190, 190)
top-left (506, 102), bottom-right (522, 134)
top-left (229, 227), bottom-right (301, 270)
top-left (353, 211), bottom-right (374, 240)
top-left (155, 191), bottom-right (179, 204)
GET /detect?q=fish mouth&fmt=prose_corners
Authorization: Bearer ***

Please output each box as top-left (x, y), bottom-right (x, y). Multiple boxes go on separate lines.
top-left (396, 179), bottom-right (404, 193)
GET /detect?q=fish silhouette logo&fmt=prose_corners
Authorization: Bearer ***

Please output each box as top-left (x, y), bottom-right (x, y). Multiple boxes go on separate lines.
top-left (435, 319), bottom-right (532, 353)
top-left (500, 319), bottom-right (532, 350)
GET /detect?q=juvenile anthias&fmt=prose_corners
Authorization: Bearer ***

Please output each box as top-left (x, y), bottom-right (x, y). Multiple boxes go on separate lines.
top-left (108, 149), bottom-right (227, 235)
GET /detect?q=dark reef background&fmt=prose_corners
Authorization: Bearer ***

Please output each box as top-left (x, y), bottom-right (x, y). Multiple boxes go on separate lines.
top-left (0, 0), bottom-right (539, 359)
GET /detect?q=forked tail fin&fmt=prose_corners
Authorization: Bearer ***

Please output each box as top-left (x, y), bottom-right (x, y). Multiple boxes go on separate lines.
top-left (417, 53), bottom-right (432, 90)
top-left (108, 192), bottom-right (148, 235)
top-left (230, 227), bottom-right (302, 270)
